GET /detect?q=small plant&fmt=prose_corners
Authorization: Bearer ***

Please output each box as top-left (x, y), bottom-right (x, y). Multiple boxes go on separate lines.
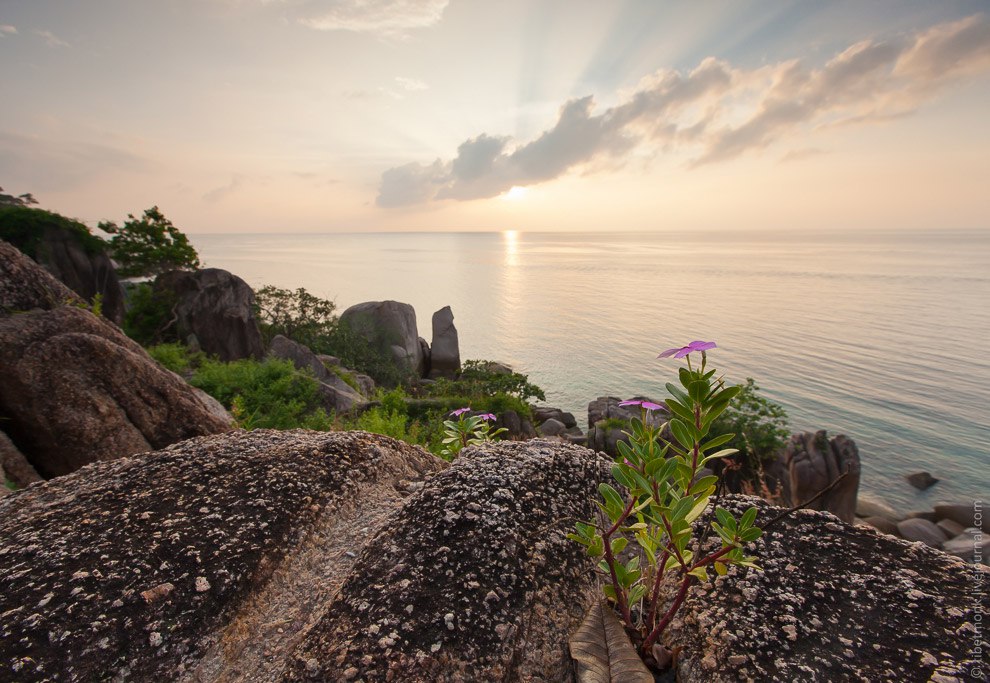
top-left (440, 407), bottom-right (508, 460)
top-left (568, 341), bottom-right (762, 667)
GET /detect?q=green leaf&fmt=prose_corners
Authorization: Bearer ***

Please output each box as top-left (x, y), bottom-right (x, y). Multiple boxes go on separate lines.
top-left (566, 533), bottom-right (590, 546)
top-left (688, 567), bottom-right (708, 582)
top-left (711, 522), bottom-right (734, 544)
top-left (678, 367), bottom-right (695, 389)
top-left (685, 495), bottom-right (711, 524)
top-left (664, 398), bottom-right (694, 424)
top-left (688, 379), bottom-right (710, 403)
top-left (701, 448), bottom-right (739, 465)
top-left (628, 585), bottom-right (647, 606)
top-left (739, 527), bottom-right (763, 543)
top-left (669, 418), bottom-right (695, 451)
top-left (714, 561), bottom-right (728, 576)
top-left (611, 538), bottom-right (628, 555)
top-left (700, 432), bottom-right (735, 454)
top-left (589, 536), bottom-right (604, 558)
top-left (689, 475), bottom-right (718, 496)
top-left (714, 507), bottom-right (734, 529)
top-left (665, 382), bottom-right (692, 408)
top-left (611, 464), bottom-right (632, 490)
top-left (740, 506), bottom-right (758, 529)
top-left (598, 483), bottom-right (625, 521)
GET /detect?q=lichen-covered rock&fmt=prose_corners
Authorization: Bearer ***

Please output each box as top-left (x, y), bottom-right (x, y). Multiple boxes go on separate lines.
top-left (663, 495), bottom-right (986, 682)
top-left (0, 430), bottom-right (445, 682)
top-left (154, 268), bottom-right (264, 361)
top-left (779, 431), bottom-right (861, 523)
top-left (0, 306), bottom-right (232, 477)
top-left (0, 240), bottom-right (81, 314)
top-left (281, 439), bottom-right (611, 682)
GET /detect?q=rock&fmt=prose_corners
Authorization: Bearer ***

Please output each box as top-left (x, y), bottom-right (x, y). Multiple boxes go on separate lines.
top-left (905, 510), bottom-right (937, 522)
top-left (0, 240), bottom-right (82, 314)
top-left (778, 431), bottom-right (860, 524)
top-left (663, 496), bottom-right (987, 682)
top-left (354, 373), bottom-right (375, 397)
top-left (498, 410), bottom-right (523, 439)
top-left (0, 430), bottom-right (447, 682)
top-left (896, 518), bottom-right (946, 548)
top-left (340, 300), bottom-right (424, 379)
top-left (428, 306), bottom-right (460, 379)
top-left (905, 471), bottom-right (939, 490)
top-left (538, 418), bottom-right (566, 437)
top-left (418, 336), bottom-right (431, 377)
top-left (861, 516), bottom-right (899, 535)
top-left (268, 335), bottom-right (365, 413)
top-left (189, 386), bottom-right (237, 428)
top-left (934, 503), bottom-right (982, 529)
top-left (533, 407), bottom-right (577, 429)
top-left (281, 439), bottom-right (609, 682)
top-left (520, 419), bottom-right (537, 440)
top-left (855, 494), bottom-right (904, 522)
top-left (936, 518), bottom-right (965, 538)
top-left (0, 430), bottom-right (42, 489)
top-left (587, 396), bottom-right (666, 430)
top-left (0, 304), bottom-right (232, 478)
top-left (943, 529), bottom-right (990, 565)
top-left (0, 214), bottom-right (126, 323)
top-left (154, 268), bottom-right (264, 361)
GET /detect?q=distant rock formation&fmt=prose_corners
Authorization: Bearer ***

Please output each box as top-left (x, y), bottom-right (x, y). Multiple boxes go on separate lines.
top-left (585, 396), bottom-right (667, 457)
top-left (269, 334), bottom-right (366, 414)
top-left (428, 305), bottom-right (460, 379)
top-left (340, 300), bottom-right (426, 379)
top-left (777, 431), bottom-right (861, 524)
top-left (154, 268), bottom-right (264, 361)
top-left (0, 242), bottom-right (231, 478)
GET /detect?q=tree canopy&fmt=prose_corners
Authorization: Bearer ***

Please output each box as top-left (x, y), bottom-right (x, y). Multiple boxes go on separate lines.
top-left (99, 206), bottom-right (200, 278)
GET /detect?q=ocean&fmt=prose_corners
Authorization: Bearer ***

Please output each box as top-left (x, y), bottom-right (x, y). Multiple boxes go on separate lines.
top-left (191, 229), bottom-right (989, 510)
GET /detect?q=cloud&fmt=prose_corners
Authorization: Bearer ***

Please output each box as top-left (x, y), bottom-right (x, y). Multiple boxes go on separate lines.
top-left (299, 0), bottom-right (448, 37)
top-left (779, 147), bottom-right (827, 163)
top-left (0, 25), bottom-right (17, 36)
top-left (35, 29), bottom-right (69, 48)
top-left (376, 14), bottom-right (990, 207)
top-left (395, 76), bottom-right (428, 91)
top-left (203, 174), bottom-right (246, 202)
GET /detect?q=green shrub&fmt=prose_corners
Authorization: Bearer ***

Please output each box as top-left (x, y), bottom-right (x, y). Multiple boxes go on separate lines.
top-left (255, 285), bottom-right (338, 349)
top-left (123, 282), bottom-right (177, 346)
top-left (708, 378), bottom-right (789, 469)
top-left (0, 205), bottom-right (107, 257)
top-left (147, 343), bottom-right (196, 374)
top-left (99, 206), bottom-right (200, 278)
top-left (191, 357), bottom-right (332, 430)
top-left (449, 360), bottom-right (546, 402)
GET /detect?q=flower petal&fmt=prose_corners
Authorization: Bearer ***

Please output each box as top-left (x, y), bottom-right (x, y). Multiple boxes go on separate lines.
top-left (688, 340), bottom-right (717, 351)
top-left (641, 401), bottom-right (665, 412)
top-left (618, 399), bottom-right (644, 407)
top-left (657, 347), bottom-right (681, 358)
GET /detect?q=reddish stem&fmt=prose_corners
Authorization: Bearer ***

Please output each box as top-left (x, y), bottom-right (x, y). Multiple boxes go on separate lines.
top-left (601, 497), bottom-right (636, 628)
top-left (642, 574), bottom-right (691, 653)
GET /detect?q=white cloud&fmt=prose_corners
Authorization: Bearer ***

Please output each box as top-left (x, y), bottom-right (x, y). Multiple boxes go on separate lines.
top-left (35, 30), bottom-right (69, 48)
top-left (203, 174), bottom-right (247, 203)
top-left (0, 25), bottom-right (17, 36)
top-left (395, 76), bottom-right (428, 91)
top-left (300, 0), bottom-right (449, 37)
top-left (376, 14), bottom-right (990, 207)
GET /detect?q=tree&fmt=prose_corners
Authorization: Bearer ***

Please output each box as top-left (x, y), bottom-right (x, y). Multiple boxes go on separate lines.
top-left (99, 206), bottom-right (200, 278)
top-left (0, 186), bottom-right (39, 207)
top-left (254, 285), bottom-right (338, 350)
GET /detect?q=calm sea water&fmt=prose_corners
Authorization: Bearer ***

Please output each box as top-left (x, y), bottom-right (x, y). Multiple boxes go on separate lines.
top-left (192, 230), bottom-right (989, 510)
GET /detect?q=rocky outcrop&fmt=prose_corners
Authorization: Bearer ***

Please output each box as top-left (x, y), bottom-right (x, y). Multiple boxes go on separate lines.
top-left (0, 430), bottom-right (445, 682)
top-left (269, 335), bottom-right (366, 414)
top-left (0, 431), bottom-right (41, 488)
top-left (777, 430), bottom-right (861, 524)
top-left (428, 306), bottom-right (460, 379)
top-left (664, 495), bottom-right (986, 682)
top-left (0, 433), bottom-right (607, 682)
top-left (585, 397), bottom-right (667, 457)
top-left (30, 225), bottom-right (126, 324)
top-left (340, 300), bottom-right (425, 378)
top-left (154, 268), bottom-right (264, 362)
top-left (0, 306), bottom-right (233, 478)
top-left (0, 240), bottom-right (81, 314)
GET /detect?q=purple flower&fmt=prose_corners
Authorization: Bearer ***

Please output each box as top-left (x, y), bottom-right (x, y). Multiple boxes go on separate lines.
top-left (619, 399), bottom-right (665, 412)
top-left (658, 340), bottom-right (717, 359)
top-left (478, 413), bottom-right (497, 421)
top-left (451, 407), bottom-right (471, 417)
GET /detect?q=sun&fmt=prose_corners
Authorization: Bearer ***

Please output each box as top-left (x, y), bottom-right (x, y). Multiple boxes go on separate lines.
top-left (501, 185), bottom-right (529, 201)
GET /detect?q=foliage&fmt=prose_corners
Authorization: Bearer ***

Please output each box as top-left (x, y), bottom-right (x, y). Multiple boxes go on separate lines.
top-left (440, 408), bottom-right (508, 460)
top-left (99, 206), bottom-right (200, 278)
top-left (122, 282), bottom-right (177, 346)
top-left (452, 360), bottom-right (546, 402)
top-left (0, 186), bottom-right (39, 208)
top-left (254, 285), bottom-right (338, 349)
top-left (146, 342), bottom-right (204, 375)
top-left (569, 344), bottom-right (761, 667)
top-left (709, 378), bottom-right (789, 469)
top-left (191, 357), bottom-right (332, 430)
top-left (0, 205), bottom-right (107, 257)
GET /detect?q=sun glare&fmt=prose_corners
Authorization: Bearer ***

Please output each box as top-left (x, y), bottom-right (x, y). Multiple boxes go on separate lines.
top-left (502, 185), bottom-right (529, 201)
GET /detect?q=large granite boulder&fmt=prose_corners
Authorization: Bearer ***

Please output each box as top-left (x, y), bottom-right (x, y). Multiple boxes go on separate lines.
top-left (269, 334), bottom-right (366, 413)
top-left (0, 242), bottom-right (231, 478)
top-left (340, 300), bottom-right (425, 379)
top-left (777, 430), bottom-right (860, 524)
top-left (154, 268), bottom-right (264, 361)
top-left (0, 433), bottom-right (607, 682)
top-left (0, 240), bottom-right (82, 314)
top-left (663, 495), bottom-right (985, 682)
top-left (428, 305), bottom-right (460, 379)
top-left (0, 307), bottom-right (233, 478)
top-left (0, 211), bottom-right (126, 323)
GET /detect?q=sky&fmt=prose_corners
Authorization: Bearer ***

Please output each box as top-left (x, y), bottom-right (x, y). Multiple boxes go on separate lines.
top-left (1, 0), bottom-right (989, 234)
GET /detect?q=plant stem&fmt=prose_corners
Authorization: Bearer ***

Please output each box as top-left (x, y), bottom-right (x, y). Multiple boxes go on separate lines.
top-left (641, 574), bottom-right (691, 654)
top-left (602, 498), bottom-right (636, 628)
